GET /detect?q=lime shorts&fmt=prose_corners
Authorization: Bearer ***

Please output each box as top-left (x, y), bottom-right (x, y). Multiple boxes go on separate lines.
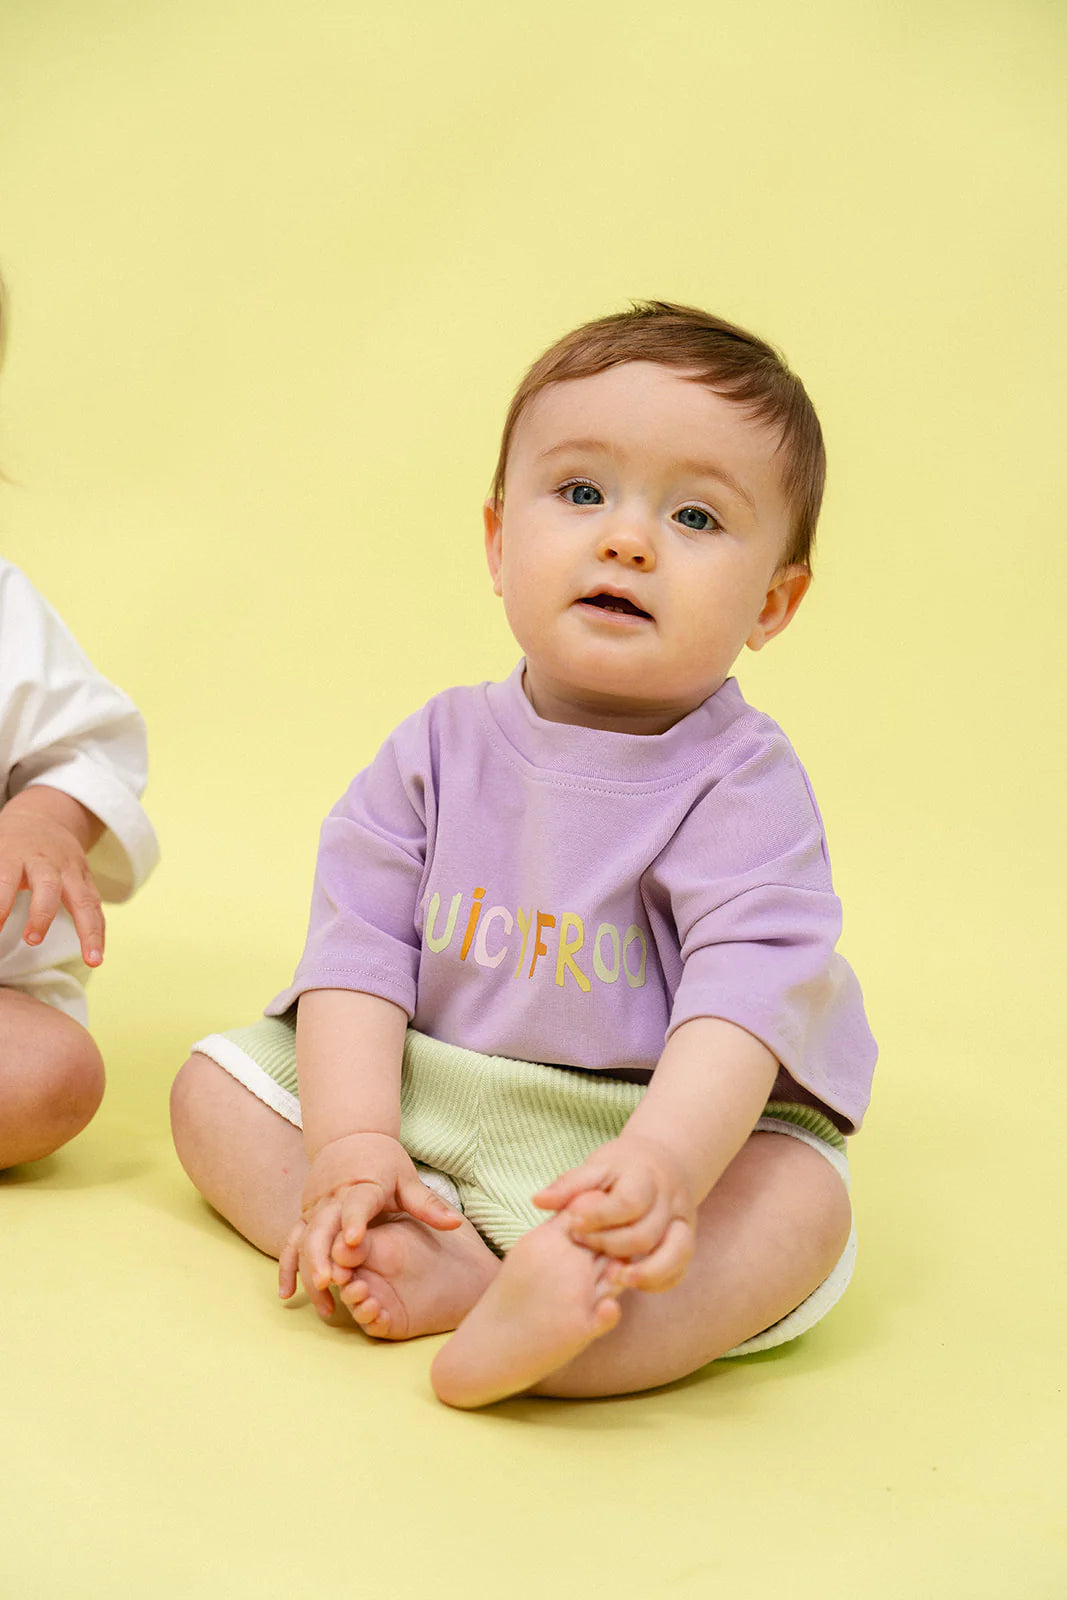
top-left (192, 1015), bottom-right (857, 1357)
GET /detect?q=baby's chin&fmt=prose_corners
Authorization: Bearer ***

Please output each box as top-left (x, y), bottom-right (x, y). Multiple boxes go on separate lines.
top-left (523, 658), bottom-right (720, 734)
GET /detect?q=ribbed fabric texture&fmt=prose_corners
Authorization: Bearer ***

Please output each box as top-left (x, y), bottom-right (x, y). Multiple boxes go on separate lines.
top-left (218, 1017), bottom-right (300, 1100)
top-left (759, 1099), bottom-right (846, 1153)
top-left (197, 1021), bottom-right (847, 1239)
top-left (400, 1030), bottom-right (646, 1251)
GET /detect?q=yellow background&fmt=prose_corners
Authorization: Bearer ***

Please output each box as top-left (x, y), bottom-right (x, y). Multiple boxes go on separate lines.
top-left (1, 2), bottom-right (1063, 1595)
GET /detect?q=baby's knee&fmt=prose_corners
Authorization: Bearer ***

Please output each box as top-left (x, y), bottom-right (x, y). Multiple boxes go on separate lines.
top-left (0, 1006), bottom-right (105, 1165)
top-left (804, 1154), bottom-right (853, 1267)
top-left (43, 1023), bottom-right (105, 1137)
top-left (169, 1053), bottom-right (215, 1156)
top-left (59, 1027), bottom-right (104, 1117)
top-left (169, 1051), bottom-right (246, 1182)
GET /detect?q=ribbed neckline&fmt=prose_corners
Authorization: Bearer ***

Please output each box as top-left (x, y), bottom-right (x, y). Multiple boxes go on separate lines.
top-left (481, 660), bottom-right (747, 783)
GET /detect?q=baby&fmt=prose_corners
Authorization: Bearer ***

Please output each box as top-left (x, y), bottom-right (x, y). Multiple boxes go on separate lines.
top-left (0, 285), bottom-right (159, 1167)
top-left (172, 301), bottom-right (876, 1407)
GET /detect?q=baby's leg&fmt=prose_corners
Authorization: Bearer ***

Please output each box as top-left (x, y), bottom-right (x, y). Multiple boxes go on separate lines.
top-left (431, 1130), bottom-right (851, 1407)
top-left (171, 1052), bottom-right (499, 1335)
top-left (0, 987), bottom-right (104, 1168)
top-left (170, 1052), bottom-right (306, 1255)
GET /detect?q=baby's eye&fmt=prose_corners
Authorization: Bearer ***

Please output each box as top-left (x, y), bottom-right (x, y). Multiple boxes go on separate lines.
top-left (559, 481), bottom-right (603, 506)
top-left (674, 505), bottom-right (720, 533)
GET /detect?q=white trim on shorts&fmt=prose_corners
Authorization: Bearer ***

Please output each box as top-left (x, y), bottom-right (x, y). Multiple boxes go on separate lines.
top-left (193, 1032), bottom-right (302, 1127)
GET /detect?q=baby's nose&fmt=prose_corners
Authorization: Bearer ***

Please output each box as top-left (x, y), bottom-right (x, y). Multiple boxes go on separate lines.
top-left (596, 525), bottom-right (655, 570)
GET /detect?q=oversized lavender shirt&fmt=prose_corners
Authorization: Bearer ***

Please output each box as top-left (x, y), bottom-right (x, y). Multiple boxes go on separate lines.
top-left (268, 662), bottom-right (877, 1132)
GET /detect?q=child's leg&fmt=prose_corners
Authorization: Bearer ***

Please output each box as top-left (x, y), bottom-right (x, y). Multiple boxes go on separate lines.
top-left (0, 987), bottom-right (104, 1167)
top-left (170, 1051), bottom-right (500, 1332)
top-left (170, 1052), bottom-right (308, 1254)
top-left (431, 1128), bottom-right (852, 1407)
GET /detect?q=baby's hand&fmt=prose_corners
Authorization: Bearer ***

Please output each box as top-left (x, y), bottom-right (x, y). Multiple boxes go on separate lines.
top-left (278, 1131), bottom-right (462, 1318)
top-left (533, 1134), bottom-right (696, 1293)
top-left (0, 793), bottom-right (104, 966)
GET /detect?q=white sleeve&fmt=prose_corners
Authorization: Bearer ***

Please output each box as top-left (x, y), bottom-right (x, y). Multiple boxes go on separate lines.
top-left (0, 559), bottom-right (160, 901)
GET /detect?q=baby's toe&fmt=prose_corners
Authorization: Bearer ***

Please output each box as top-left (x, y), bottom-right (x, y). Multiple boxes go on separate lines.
top-left (354, 1296), bottom-right (394, 1337)
top-left (350, 1295), bottom-right (381, 1327)
top-left (592, 1296), bottom-right (622, 1334)
top-left (341, 1277), bottom-right (370, 1309)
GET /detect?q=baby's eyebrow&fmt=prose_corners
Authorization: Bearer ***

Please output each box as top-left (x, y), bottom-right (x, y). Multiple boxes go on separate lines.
top-left (672, 457), bottom-right (755, 511)
top-left (538, 439), bottom-right (755, 512)
top-left (537, 438), bottom-right (612, 464)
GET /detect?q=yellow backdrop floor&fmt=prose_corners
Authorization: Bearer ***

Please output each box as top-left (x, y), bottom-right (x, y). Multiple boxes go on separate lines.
top-left (1, 1), bottom-right (1063, 1592)
top-left (1, 927), bottom-right (1060, 1600)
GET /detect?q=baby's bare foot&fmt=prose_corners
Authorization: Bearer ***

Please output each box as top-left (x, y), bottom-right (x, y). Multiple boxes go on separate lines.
top-left (430, 1215), bottom-right (625, 1408)
top-left (336, 1212), bottom-right (499, 1340)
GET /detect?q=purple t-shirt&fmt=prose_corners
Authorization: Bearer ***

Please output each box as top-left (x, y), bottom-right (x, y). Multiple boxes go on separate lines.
top-left (268, 663), bottom-right (877, 1132)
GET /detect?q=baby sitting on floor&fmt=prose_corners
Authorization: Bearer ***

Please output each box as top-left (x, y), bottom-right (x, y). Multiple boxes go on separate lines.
top-left (171, 300), bottom-right (876, 1407)
top-left (0, 280), bottom-right (158, 1168)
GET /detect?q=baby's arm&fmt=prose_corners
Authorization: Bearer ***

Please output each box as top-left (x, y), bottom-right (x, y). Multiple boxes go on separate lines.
top-left (0, 785), bottom-right (106, 964)
top-left (278, 989), bottom-right (461, 1316)
top-left (534, 1017), bottom-right (777, 1290)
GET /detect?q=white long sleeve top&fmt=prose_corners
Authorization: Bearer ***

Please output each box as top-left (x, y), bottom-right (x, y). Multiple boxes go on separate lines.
top-left (0, 556), bottom-right (159, 991)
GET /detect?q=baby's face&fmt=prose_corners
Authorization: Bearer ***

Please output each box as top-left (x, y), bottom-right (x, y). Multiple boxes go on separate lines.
top-left (485, 361), bottom-right (809, 732)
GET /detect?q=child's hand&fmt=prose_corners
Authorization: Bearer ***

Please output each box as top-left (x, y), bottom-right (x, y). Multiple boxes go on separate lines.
top-left (278, 1130), bottom-right (462, 1318)
top-left (533, 1134), bottom-right (697, 1293)
top-left (0, 794), bottom-right (105, 966)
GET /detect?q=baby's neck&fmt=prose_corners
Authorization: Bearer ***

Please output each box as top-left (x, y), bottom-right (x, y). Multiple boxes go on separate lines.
top-left (521, 668), bottom-right (719, 736)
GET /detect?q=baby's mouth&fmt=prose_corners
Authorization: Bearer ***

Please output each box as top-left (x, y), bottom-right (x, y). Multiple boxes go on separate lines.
top-left (576, 590), bottom-right (653, 621)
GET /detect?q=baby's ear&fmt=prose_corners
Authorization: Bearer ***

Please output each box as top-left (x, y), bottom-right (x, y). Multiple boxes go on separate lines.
top-left (483, 497), bottom-right (504, 596)
top-left (746, 565), bottom-right (811, 651)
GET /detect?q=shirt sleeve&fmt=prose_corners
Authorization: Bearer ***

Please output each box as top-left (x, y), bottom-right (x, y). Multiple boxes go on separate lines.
top-left (266, 711), bottom-right (431, 1019)
top-left (0, 561), bottom-right (159, 901)
top-left (653, 728), bottom-right (874, 1120)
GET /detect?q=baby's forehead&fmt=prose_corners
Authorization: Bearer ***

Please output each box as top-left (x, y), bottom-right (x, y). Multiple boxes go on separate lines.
top-left (514, 362), bottom-right (784, 482)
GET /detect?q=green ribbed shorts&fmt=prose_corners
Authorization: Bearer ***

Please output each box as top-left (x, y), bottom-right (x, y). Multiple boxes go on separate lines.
top-left (192, 1015), bottom-right (855, 1357)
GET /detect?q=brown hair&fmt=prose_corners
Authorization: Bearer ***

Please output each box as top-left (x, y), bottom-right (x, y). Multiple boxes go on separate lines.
top-left (490, 300), bottom-right (825, 570)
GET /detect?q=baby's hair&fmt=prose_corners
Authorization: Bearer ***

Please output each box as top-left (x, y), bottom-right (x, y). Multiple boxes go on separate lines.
top-left (490, 301), bottom-right (825, 570)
